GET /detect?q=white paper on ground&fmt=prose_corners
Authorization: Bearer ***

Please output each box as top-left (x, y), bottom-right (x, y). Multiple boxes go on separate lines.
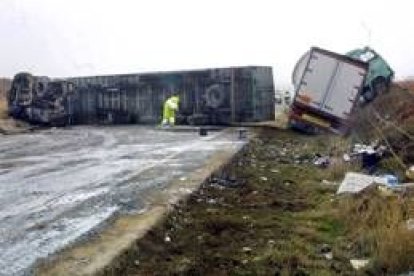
top-left (337, 172), bottom-right (376, 194)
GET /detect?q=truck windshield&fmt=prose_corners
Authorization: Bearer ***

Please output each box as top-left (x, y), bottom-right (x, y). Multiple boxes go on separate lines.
top-left (359, 50), bottom-right (376, 62)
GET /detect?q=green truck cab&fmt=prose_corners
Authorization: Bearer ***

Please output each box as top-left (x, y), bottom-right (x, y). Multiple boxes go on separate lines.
top-left (346, 47), bottom-right (394, 102)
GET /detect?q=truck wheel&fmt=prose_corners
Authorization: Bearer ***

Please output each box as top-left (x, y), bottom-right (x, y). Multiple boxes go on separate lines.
top-left (34, 77), bottom-right (50, 98)
top-left (372, 77), bottom-right (388, 95)
top-left (362, 87), bottom-right (376, 103)
top-left (204, 84), bottom-right (225, 109)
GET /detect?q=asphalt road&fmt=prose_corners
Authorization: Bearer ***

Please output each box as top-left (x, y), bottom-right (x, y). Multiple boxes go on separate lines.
top-left (0, 126), bottom-right (243, 275)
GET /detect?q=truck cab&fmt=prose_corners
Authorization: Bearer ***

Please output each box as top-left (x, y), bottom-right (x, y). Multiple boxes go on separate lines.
top-left (346, 47), bottom-right (394, 103)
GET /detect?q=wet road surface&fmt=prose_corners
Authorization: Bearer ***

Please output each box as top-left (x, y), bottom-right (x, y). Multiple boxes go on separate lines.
top-left (0, 126), bottom-right (243, 275)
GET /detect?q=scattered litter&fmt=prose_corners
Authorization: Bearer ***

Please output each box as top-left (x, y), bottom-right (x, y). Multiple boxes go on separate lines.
top-left (318, 243), bottom-right (331, 254)
top-left (260, 176), bottom-right (268, 181)
top-left (283, 180), bottom-right (295, 186)
top-left (350, 259), bottom-right (369, 270)
top-left (210, 176), bottom-right (239, 188)
top-left (199, 127), bottom-right (208, 136)
top-left (352, 141), bottom-right (386, 156)
top-left (377, 186), bottom-right (394, 197)
top-left (406, 219), bottom-right (414, 231)
top-left (345, 142), bottom-right (387, 173)
top-left (134, 260), bottom-right (140, 266)
top-left (353, 143), bottom-right (376, 154)
top-left (343, 153), bottom-right (351, 162)
top-left (270, 169), bottom-right (279, 173)
top-left (313, 154), bottom-right (330, 168)
top-left (207, 198), bottom-right (217, 204)
top-left (178, 188), bottom-right (192, 194)
top-left (321, 179), bottom-right (338, 186)
top-left (165, 235), bottom-right (171, 242)
top-left (361, 152), bottom-right (381, 173)
top-left (337, 172), bottom-right (401, 194)
top-left (324, 252), bottom-right (333, 260)
top-left (406, 165), bottom-right (414, 180)
top-left (242, 246), bottom-right (252, 253)
top-left (337, 172), bottom-right (377, 194)
top-left (179, 177), bottom-right (187, 181)
top-left (317, 243), bottom-right (333, 260)
top-left (238, 128), bottom-right (248, 140)
top-left (241, 259), bottom-right (248, 264)
top-left (375, 174), bottom-right (399, 187)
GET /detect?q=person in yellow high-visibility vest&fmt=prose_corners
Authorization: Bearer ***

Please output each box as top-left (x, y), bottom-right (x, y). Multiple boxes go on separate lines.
top-left (161, 95), bottom-right (180, 126)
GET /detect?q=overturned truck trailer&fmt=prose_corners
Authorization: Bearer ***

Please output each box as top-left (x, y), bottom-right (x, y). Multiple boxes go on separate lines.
top-left (8, 66), bottom-right (275, 126)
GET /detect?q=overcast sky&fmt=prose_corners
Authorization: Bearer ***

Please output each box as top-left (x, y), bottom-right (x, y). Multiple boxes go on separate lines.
top-left (0, 0), bottom-right (413, 89)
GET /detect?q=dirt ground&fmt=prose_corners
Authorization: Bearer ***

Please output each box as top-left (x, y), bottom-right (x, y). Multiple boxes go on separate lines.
top-left (100, 127), bottom-right (414, 275)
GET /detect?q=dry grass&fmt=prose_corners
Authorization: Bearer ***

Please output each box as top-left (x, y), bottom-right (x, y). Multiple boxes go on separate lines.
top-left (397, 80), bottom-right (414, 93)
top-left (337, 188), bottom-right (414, 273)
top-left (337, 83), bottom-right (414, 273)
top-left (0, 97), bottom-right (31, 134)
top-left (0, 97), bottom-right (7, 119)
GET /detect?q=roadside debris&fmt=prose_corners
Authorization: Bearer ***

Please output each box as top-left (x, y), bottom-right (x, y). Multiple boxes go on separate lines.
top-left (238, 128), bottom-right (248, 140)
top-left (342, 153), bottom-right (351, 162)
top-left (343, 142), bottom-right (388, 173)
top-left (317, 243), bottom-right (333, 260)
top-left (406, 219), bottom-right (414, 231)
top-left (324, 252), bottom-right (333, 260)
top-left (350, 259), bottom-right (370, 270)
top-left (377, 186), bottom-right (395, 197)
top-left (313, 154), bottom-right (330, 168)
top-left (337, 172), bottom-right (400, 194)
top-left (209, 175), bottom-right (240, 188)
top-left (406, 165), bottom-right (414, 180)
top-left (375, 174), bottom-right (399, 186)
top-left (199, 127), bottom-right (208, 136)
top-left (242, 246), bottom-right (252, 253)
top-left (207, 198), bottom-right (217, 204)
top-left (164, 235), bottom-right (171, 243)
top-left (321, 179), bottom-right (337, 186)
top-left (337, 173), bottom-right (375, 194)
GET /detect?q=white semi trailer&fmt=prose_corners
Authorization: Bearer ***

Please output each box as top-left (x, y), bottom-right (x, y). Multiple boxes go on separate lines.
top-left (289, 47), bottom-right (369, 135)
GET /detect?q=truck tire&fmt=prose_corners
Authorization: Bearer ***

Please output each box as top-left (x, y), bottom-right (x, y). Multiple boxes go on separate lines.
top-left (372, 77), bottom-right (388, 96)
top-left (34, 77), bottom-right (50, 98)
top-left (362, 87), bottom-right (376, 103)
top-left (204, 84), bottom-right (225, 109)
top-left (11, 73), bottom-right (34, 106)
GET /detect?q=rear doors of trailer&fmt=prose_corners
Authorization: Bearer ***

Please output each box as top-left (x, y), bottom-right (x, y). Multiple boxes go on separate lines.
top-left (290, 47), bottom-right (368, 134)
